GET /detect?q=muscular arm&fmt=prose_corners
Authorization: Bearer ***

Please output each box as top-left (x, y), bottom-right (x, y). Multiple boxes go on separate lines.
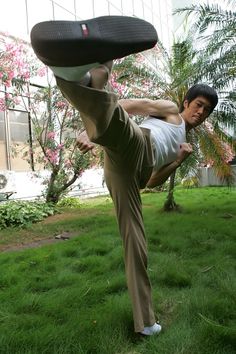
top-left (118, 98), bottom-right (179, 117)
top-left (147, 143), bottom-right (193, 188)
top-left (147, 161), bottom-right (180, 188)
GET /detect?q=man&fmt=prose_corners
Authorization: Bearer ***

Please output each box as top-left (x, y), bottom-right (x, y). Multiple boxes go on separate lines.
top-left (30, 15), bottom-right (218, 336)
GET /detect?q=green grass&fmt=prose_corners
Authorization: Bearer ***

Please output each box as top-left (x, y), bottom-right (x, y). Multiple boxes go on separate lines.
top-left (0, 187), bottom-right (235, 354)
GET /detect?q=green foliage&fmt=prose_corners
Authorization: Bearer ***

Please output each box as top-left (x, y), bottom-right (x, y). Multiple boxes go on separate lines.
top-left (29, 85), bottom-right (93, 204)
top-left (174, 0), bottom-right (236, 124)
top-left (181, 176), bottom-right (199, 188)
top-left (57, 196), bottom-right (81, 208)
top-left (155, 1), bottom-right (236, 209)
top-left (1, 35), bottom-right (94, 205)
top-left (0, 201), bottom-right (55, 230)
top-left (0, 188), bottom-right (235, 353)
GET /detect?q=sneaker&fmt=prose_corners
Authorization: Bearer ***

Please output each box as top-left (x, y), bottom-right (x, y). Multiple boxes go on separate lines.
top-left (141, 323), bottom-right (162, 336)
top-left (30, 15), bottom-right (158, 67)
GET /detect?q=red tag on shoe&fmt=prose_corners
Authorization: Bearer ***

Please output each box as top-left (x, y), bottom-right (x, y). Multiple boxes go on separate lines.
top-left (81, 24), bottom-right (89, 36)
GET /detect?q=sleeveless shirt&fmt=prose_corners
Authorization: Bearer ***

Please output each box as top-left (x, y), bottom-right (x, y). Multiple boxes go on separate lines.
top-left (140, 115), bottom-right (186, 172)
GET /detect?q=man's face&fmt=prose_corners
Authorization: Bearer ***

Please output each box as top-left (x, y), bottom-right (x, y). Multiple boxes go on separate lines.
top-left (183, 96), bottom-right (212, 129)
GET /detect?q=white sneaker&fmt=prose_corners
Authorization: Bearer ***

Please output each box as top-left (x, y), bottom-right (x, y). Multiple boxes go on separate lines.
top-left (141, 322), bottom-right (162, 336)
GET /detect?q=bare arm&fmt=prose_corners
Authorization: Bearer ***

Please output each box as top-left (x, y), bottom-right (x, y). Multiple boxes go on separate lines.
top-left (147, 143), bottom-right (193, 188)
top-left (76, 130), bottom-right (96, 156)
top-left (118, 98), bottom-right (179, 117)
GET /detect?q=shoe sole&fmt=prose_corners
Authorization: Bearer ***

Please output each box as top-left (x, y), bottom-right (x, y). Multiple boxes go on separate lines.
top-left (30, 16), bottom-right (158, 67)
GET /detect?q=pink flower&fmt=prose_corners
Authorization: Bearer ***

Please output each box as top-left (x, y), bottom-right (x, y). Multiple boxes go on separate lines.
top-left (8, 71), bottom-right (15, 80)
top-left (37, 67), bottom-right (47, 77)
top-left (57, 143), bottom-right (64, 150)
top-left (47, 131), bottom-right (56, 140)
top-left (22, 71), bottom-right (30, 80)
top-left (0, 98), bottom-right (6, 111)
top-left (64, 160), bottom-right (72, 168)
top-left (13, 97), bottom-right (21, 105)
top-left (4, 80), bottom-right (11, 87)
top-left (56, 101), bottom-right (67, 109)
top-left (45, 148), bottom-right (59, 164)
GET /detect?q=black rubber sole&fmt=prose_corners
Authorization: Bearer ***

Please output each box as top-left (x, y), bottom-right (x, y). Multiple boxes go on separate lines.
top-left (30, 16), bottom-right (158, 67)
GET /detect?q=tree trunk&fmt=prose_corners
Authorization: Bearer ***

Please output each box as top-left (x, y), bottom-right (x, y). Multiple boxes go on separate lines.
top-left (46, 170), bottom-right (79, 204)
top-left (163, 171), bottom-right (181, 212)
top-left (45, 169), bottom-right (60, 204)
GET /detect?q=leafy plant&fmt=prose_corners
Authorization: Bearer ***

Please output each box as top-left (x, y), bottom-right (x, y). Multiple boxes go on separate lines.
top-left (57, 196), bottom-right (81, 208)
top-left (0, 201), bottom-right (55, 229)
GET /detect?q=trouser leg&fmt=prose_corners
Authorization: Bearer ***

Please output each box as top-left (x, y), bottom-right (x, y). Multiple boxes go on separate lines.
top-left (56, 79), bottom-right (155, 332)
top-left (104, 167), bottom-right (156, 332)
top-left (56, 78), bottom-right (119, 144)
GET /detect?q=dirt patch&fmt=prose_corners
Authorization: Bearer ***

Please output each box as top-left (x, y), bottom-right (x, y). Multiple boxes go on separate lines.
top-left (0, 207), bottom-right (112, 253)
top-left (1, 231), bottom-right (78, 253)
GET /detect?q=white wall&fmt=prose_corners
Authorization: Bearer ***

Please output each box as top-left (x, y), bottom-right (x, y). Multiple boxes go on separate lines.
top-left (199, 166), bottom-right (236, 187)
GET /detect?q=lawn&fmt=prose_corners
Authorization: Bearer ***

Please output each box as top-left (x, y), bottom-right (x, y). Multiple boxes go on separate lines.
top-left (0, 187), bottom-right (235, 354)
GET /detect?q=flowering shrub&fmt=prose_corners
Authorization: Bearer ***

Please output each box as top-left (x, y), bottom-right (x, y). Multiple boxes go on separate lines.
top-left (0, 34), bottom-right (92, 203)
top-left (0, 34), bottom-right (42, 111)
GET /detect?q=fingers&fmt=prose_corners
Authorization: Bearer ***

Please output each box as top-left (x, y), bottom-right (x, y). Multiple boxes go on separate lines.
top-left (76, 141), bottom-right (96, 156)
top-left (180, 142), bottom-right (192, 152)
top-left (186, 143), bottom-right (192, 152)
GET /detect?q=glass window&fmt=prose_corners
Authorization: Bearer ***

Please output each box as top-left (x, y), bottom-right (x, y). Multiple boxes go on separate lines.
top-left (54, 3), bottom-right (76, 20)
top-left (1, 0), bottom-right (27, 39)
top-left (0, 141), bottom-right (7, 169)
top-left (133, 0), bottom-right (144, 19)
top-left (75, 0), bottom-right (94, 19)
top-left (107, 0), bottom-right (123, 14)
top-left (143, 4), bottom-right (153, 23)
top-left (6, 92), bottom-right (30, 112)
top-left (10, 141), bottom-right (32, 171)
top-left (108, 3), bottom-right (122, 15)
top-left (9, 111), bottom-right (29, 142)
top-left (27, 0), bottom-right (54, 32)
top-left (0, 112), bottom-right (6, 140)
top-left (93, 0), bottom-right (109, 16)
top-left (109, 0), bottom-right (121, 6)
top-left (53, 0), bottom-right (75, 13)
top-left (121, 0), bottom-right (134, 15)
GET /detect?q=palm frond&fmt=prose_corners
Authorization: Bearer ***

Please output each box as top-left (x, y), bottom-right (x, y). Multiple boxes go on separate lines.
top-left (174, 2), bottom-right (236, 35)
top-left (197, 125), bottom-right (235, 185)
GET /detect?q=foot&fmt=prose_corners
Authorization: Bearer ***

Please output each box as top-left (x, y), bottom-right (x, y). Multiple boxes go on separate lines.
top-left (140, 323), bottom-right (162, 336)
top-left (30, 16), bottom-right (157, 67)
top-left (90, 61), bottom-right (113, 90)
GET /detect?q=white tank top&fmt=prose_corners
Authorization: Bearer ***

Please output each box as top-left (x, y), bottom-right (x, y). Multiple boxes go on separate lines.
top-left (140, 115), bottom-right (186, 171)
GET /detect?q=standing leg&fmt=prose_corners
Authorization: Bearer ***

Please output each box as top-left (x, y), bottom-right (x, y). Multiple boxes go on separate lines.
top-left (105, 168), bottom-right (156, 332)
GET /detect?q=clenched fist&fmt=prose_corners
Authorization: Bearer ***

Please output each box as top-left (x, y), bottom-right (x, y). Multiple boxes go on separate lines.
top-left (176, 142), bottom-right (193, 165)
top-left (76, 130), bottom-right (96, 156)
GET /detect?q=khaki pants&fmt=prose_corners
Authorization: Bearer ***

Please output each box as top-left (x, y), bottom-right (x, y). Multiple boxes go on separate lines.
top-left (57, 79), bottom-right (156, 332)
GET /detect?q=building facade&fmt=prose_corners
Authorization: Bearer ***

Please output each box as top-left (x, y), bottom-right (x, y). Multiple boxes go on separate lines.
top-left (0, 0), bottom-right (173, 172)
top-left (1, 0), bottom-right (173, 50)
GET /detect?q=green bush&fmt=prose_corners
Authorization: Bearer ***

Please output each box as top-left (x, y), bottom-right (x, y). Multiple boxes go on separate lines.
top-left (57, 196), bottom-right (81, 208)
top-left (0, 201), bottom-right (55, 230)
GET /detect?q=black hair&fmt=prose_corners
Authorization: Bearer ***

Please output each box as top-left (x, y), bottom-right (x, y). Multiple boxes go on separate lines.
top-left (180, 84), bottom-right (218, 114)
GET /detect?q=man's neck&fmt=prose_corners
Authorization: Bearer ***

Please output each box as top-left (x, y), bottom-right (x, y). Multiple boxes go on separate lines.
top-left (180, 112), bottom-right (192, 132)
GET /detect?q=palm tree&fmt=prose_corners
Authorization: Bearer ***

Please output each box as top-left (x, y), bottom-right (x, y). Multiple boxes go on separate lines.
top-left (113, 5), bottom-right (235, 210)
top-left (163, 0), bottom-right (236, 210)
top-left (174, 0), bottom-right (236, 146)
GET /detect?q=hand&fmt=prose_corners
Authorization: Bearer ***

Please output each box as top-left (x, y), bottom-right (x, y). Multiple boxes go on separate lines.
top-left (76, 130), bottom-right (96, 156)
top-left (176, 143), bottom-right (193, 165)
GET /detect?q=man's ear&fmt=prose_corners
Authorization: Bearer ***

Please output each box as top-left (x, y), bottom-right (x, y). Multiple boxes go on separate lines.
top-left (183, 99), bottom-right (189, 109)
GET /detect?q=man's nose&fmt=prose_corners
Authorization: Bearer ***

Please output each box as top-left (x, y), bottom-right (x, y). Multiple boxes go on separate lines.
top-left (198, 106), bottom-right (204, 114)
